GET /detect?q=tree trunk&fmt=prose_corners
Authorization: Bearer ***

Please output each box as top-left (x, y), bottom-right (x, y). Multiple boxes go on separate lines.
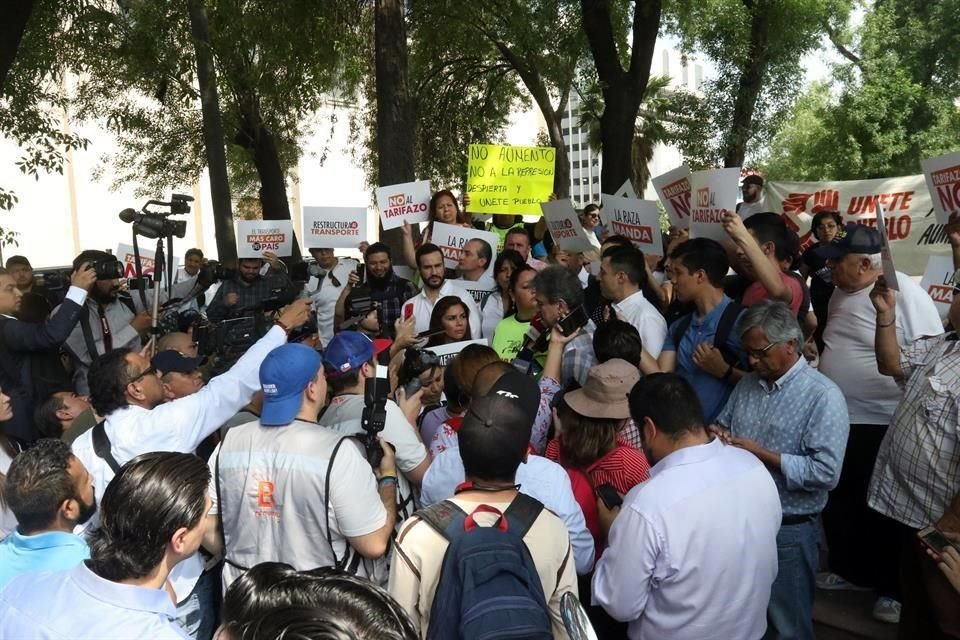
top-left (0, 0), bottom-right (34, 92)
top-left (721, 1), bottom-right (771, 168)
top-left (374, 0), bottom-right (416, 257)
top-left (580, 0), bottom-right (661, 198)
top-left (187, 0), bottom-right (237, 265)
top-left (543, 108), bottom-right (571, 198)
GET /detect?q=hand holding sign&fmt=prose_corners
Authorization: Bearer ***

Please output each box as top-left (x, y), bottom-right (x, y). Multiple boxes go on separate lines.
top-left (721, 210), bottom-right (750, 244)
top-left (875, 204), bottom-right (900, 291)
top-left (869, 276), bottom-right (898, 319)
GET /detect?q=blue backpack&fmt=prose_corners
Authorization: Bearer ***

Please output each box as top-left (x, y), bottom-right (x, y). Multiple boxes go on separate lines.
top-left (418, 493), bottom-right (553, 640)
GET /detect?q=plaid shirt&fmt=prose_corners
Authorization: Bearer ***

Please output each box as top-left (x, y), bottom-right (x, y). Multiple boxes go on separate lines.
top-left (868, 333), bottom-right (960, 529)
top-left (348, 272), bottom-right (418, 338)
top-left (555, 319), bottom-right (597, 390)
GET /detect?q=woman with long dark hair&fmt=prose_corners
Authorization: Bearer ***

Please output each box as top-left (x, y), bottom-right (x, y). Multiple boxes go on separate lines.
top-left (481, 249), bottom-right (525, 340)
top-left (400, 190), bottom-right (472, 270)
top-left (424, 296), bottom-right (472, 347)
top-left (490, 265), bottom-right (538, 361)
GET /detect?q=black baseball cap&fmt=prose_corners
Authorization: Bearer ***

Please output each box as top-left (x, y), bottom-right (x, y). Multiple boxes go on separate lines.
top-left (463, 369), bottom-right (541, 431)
top-left (814, 223), bottom-right (883, 259)
top-left (152, 350), bottom-right (205, 375)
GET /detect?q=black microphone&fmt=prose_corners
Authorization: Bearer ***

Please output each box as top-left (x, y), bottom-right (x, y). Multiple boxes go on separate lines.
top-left (118, 208), bottom-right (139, 223)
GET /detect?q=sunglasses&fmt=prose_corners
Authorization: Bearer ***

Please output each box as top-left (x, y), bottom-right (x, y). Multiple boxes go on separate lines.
top-left (130, 366), bottom-right (158, 384)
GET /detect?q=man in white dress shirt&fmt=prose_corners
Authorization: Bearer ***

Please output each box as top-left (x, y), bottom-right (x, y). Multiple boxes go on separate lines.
top-left (598, 245), bottom-right (667, 357)
top-left (401, 243), bottom-right (481, 337)
top-left (592, 373), bottom-right (781, 640)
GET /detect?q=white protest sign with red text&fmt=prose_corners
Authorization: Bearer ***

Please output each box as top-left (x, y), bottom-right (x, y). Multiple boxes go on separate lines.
top-left (425, 338), bottom-right (488, 366)
top-left (115, 244), bottom-right (181, 280)
top-left (922, 151), bottom-right (960, 224)
top-left (764, 175), bottom-right (951, 276)
top-left (375, 180), bottom-right (431, 231)
top-left (919, 255), bottom-right (955, 319)
top-left (875, 205), bottom-right (899, 291)
top-left (431, 222), bottom-right (499, 277)
top-left (652, 165), bottom-right (693, 229)
top-left (302, 207), bottom-right (367, 250)
top-left (236, 220), bottom-right (294, 259)
top-left (540, 200), bottom-right (596, 253)
top-left (599, 195), bottom-right (664, 256)
top-left (689, 168), bottom-right (740, 242)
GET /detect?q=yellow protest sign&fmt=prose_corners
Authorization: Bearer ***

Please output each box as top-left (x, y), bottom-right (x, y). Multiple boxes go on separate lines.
top-left (466, 144), bottom-right (555, 215)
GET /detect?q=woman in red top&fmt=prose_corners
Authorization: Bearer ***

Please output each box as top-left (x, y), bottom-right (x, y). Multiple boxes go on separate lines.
top-left (546, 358), bottom-right (650, 553)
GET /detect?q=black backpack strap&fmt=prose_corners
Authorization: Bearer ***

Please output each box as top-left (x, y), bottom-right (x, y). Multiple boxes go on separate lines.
top-left (714, 302), bottom-right (746, 366)
top-left (417, 500), bottom-right (468, 542)
top-left (91, 421), bottom-right (122, 474)
top-left (502, 493), bottom-right (544, 539)
top-left (77, 305), bottom-right (100, 365)
top-left (325, 436), bottom-right (369, 573)
top-left (671, 312), bottom-right (694, 351)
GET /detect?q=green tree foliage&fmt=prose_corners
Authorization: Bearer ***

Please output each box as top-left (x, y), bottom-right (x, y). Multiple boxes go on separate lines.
top-left (668, 0), bottom-right (852, 168)
top-left (761, 0), bottom-right (960, 180)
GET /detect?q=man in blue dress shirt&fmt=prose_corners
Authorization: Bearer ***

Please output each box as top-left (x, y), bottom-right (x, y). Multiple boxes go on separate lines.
top-left (0, 451), bottom-right (214, 639)
top-left (0, 439), bottom-right (94, 587)
top-left (715, 300), bottom-right (850, 640)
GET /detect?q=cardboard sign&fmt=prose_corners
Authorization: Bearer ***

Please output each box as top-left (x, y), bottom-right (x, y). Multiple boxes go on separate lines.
top-left (652, 165), bottom-right (694, 229)
top-left (466, 144), bottom-right (555, 215)
top-left (431, 222), bottom-right (499, 277)
top-left (540, 200), bottom-right (596, 253)
top-left (425, 338), bottom-right (489, 366)
top-left (460, 281), bottom-right (497, 306)
top-left (115, 243), bottom-right (181, 280)
top-left (689, 168), bottom-right (740, 242)
top-left (375, 180), bottom-right (431, 231)
top-left (236, 220), bottom-right (294, 258)
top-left (875, 205), bottom-right (899, 290)
top-left (764, 174), bottom-right (951, 276)
top-left (922, 151), bottom-right (960, 224)
top-left (599, 195), bottom-right (664, 256)
top-left (919, 255), bottom-right (955, 318)
top-left (611, 178), bottom-right (638, 200)
top-left (302, 207), bottom-right (367, 249)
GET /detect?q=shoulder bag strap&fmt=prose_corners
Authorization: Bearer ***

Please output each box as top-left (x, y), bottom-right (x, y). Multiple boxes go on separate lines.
top-left (91, 421), bottom-right (122, 474)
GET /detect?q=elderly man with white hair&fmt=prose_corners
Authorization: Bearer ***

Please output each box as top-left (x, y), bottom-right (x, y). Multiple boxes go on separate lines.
top-left (815, 223), bottom-right (942, 624)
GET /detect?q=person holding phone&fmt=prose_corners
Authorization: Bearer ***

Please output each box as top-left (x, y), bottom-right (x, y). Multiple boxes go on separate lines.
top-left (531, 266), bottom-right (597, 387)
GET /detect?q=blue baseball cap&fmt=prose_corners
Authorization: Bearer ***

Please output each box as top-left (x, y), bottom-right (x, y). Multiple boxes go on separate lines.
top-left (322, 331), bottom-right (389, 376)
top-left (259, 343), bottom-right (323, 426)
top-left (815, 223), bottom-right (883, 259)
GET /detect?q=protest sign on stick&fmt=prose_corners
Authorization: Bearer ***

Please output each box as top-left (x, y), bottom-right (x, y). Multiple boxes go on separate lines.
top-left (302, 207), bottom-right (367, 249)
top-left (875, 204), bottom-right (900, 291)
top-left (689, 168), bottom-right (740, 242)
top-left (919, 255), bottom-right (956, 319)
top-left (375, 180), bottom-right (431, 231)
top-left (921, 151), bottom-right (960, 224)
top-left (652, 165), bottom-right (694, 229)
top-left (466, 144), bottom-right (555, 215)
top-left (599, 195), bottom-right (664, 256)
top-left (541, 200), bottom-right (597, 253)
top-left (431, 222), bottom-right (499, 277)
top-left (236, 220), bottom-right (294, 258)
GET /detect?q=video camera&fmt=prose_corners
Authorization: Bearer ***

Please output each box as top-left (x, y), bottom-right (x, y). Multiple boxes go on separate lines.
top-left (118, 194), bottom-right (193, 240)
top-left (396, 347), bottom-right (440, 401)
top-left (340, 295), bottom-right (379, 331)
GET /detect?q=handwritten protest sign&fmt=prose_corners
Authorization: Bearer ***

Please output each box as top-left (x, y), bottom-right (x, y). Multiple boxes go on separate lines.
top-left (689, 168), bottom-right (740, 242)
top-left (611, 178), bottom-right (638, 200)
top-left (875, 205), bottom-right (900, 291)
top-left (466, 144), bottom-right (555, 215)
top-left (920, 255), bottom-right (955, 319)
top-left (302, 207), bottom-right (366, 249)
top-left (236, 220), bottom-right (294, 258)
top-left (652, 165), bottom-right (693, 229)
top-left (115, 244), bottom-right (181, 280)
top-left (425, 338), bottom-right (489, 366)
top-left (431, 222), bottom-right (499, 277)
top-left (922, 151), bottom-right (960, 224)
top-left (375, 180), bottom-right (431, 231)
top-left (541, 200), bottom-right (596, 253)
top-left (599, 196), bottom-right (664, 256)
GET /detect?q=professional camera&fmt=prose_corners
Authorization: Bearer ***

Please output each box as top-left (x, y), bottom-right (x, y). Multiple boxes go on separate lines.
top-left (361, 375), bottom-right (389, 468)
top-left (396, 347), bottom-right (440, 401)
top-left (118, 194), bottom-right (193, 240)
top-left (91, 255), bottom-right (124, 280)
top-left (340, 295), bottom-right (379, 331)
top-left (288, 261), bottom-right (324, 284)
top-left (196, 260), bottom-right (238, 286)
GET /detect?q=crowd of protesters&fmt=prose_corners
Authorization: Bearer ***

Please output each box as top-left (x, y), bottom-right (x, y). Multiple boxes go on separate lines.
top-left (0, 183), bottom-right (958, 640)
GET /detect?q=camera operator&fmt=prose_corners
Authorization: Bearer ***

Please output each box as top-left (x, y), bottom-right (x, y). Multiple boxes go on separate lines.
top-left (70, 298), bottom-right (310, 637)
top-left (337, 243), bottom-right (419, 339)
top-left (173, 249), bottom-right (212, 312)
top-left (0, 263), bottom-right (96, 442)
top-left (5, 255), bottom-right (62, 322)
top-left (205, 253), bottom-right (298, 324)
top-left (341, 297), bottom-right (420, 364)
top-left (303, 247), bottom-right (359, 348)
top-left (60, 250), bottom-right (153, 395)
top-left (318, 332), bottom-right (430, 519)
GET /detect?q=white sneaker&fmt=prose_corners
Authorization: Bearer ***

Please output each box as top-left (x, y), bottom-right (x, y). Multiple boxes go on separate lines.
top-left (815, 572), bottom-right (872, 591)
top-left (872, 597), bottom-right (902, 624)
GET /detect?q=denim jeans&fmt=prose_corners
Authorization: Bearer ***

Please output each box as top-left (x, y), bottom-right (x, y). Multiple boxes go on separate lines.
top-left (765, 519), bottom-right (818, 640)
top-left (176, 569), bottom-right (219, 640)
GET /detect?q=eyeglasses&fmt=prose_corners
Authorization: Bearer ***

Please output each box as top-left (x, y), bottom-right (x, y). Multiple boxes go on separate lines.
top-left (130, 366), bottom-right (158, 384)
top-left (746, 342), bottom-right (781, 359)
